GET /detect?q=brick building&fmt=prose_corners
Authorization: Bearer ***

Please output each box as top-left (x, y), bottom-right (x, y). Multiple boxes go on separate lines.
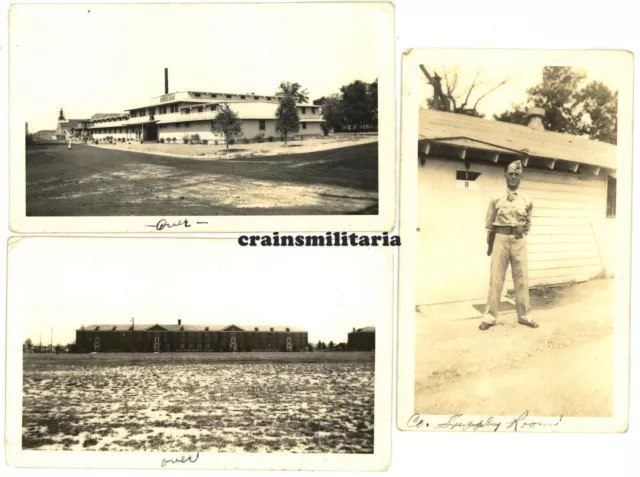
top-left (347, 326), bottom-right (376, 351)
top-left (75, 321), bottom-right (308, 353)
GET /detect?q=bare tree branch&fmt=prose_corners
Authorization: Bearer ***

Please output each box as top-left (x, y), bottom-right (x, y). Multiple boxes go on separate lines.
top-left (472, 79), bottom-right (508, 111)
top-left (459, 70), bottom-right (482, 111)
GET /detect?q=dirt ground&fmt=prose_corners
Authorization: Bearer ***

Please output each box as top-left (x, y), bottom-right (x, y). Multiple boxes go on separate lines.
top-left (415, 278), bottom-right (614, 417)
top-left (26, 141), bottom-right (378, 216)
top-left (22, 352), bottom-right (374, 453)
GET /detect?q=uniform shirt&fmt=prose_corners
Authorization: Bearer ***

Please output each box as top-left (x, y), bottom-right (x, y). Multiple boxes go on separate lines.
top-left (485, 190), bottom-right (533, 234)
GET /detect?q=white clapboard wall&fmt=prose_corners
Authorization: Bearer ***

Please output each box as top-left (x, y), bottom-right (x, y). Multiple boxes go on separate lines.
top-left (516, 168), bottom-right (615, 290)
top-left (416, 159), bottom-right (615, 306)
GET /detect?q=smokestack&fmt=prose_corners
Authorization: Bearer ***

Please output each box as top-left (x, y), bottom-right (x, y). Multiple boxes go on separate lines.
top-left (164, 68), bottom-right (169, 95)
top-left (526, 107), bottom-right (545, 131)
top-left (178, 319), bottom-right (181, 325)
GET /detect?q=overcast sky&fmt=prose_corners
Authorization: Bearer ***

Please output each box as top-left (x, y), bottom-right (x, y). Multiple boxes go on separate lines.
top-left (10, 3), bottom-right (387, 132)
top-left (10, 238), bottom-right (392, 347)
top-left (418, 61), bottom-right (620, 120)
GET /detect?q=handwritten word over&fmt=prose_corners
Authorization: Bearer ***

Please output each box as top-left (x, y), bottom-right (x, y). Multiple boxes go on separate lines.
top-left (161, 452), bottom-right (199, 467)
top-left (155, 218), bottom-right (191, 231)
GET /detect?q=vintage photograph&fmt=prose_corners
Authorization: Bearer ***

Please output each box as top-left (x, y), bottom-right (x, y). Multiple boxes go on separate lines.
top-left (9, 2), bottom-right (395, 233)
top-left (5, 238), bottom-right (392, 469)
top-left (398, 49), bottom-right (632, 431)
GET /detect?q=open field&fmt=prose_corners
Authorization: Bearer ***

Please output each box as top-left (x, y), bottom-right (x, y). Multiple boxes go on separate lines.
top-left (25, 140), bottom-right (378, 216)
top-left (23, 352), bottom-right (375, 453)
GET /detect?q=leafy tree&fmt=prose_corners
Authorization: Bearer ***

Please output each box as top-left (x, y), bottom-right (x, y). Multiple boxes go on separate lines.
top-left (275, 82), bottom-right (305, 147)
top-left (317, 94), bottom-right (344, 133)
top-left (421, 65), bottom-right (507, 117)
top-left (277, 82), bottom-right (309, 103)
top-left (494, 67), bottom-right (618, 144)
top-left (328, 341), bottom-right (335, 351)
top-left (24, 338), bottom-right (33, 352)
top-left (316, 79), bottom-right (378, 133)
top-left (212, 104), bottom-right (243, 151)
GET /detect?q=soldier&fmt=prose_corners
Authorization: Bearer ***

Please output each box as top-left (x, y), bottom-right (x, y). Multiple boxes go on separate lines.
top-left (479, 159), bottom-right (538, 330)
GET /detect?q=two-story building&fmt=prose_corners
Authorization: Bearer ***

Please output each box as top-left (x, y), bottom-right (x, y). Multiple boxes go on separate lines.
top-left (88, 90), bottom-right (324, 143)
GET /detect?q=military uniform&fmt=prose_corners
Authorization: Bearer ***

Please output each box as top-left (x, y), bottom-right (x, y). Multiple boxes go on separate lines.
top-left (481, 160), bottom-right (537, 329)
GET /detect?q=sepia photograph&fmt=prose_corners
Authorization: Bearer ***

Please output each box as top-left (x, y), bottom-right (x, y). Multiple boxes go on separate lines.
top-left (397, 49), bottom-right (632, 432)
top-left (9, 2), bottom-right (395, 233)
top-left (5, 238), bottom-right (392, 469)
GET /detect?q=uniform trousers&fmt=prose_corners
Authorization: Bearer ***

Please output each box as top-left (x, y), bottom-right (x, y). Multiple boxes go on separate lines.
top-left (483, 233), bottom-right (534, 325)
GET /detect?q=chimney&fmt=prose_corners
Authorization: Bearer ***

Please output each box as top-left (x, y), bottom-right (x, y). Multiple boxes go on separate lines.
top-left (526, 107), bottom-right (545, 131)
top-left (353, 327), bottom-right (356, 332)
top-left (164, 68), bottom-right (169, 95)
top-left (178, 319), bottom-right (181, 325)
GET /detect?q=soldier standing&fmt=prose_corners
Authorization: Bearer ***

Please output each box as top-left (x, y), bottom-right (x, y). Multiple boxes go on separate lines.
top-left (480, 159), bottom-right (538, 330)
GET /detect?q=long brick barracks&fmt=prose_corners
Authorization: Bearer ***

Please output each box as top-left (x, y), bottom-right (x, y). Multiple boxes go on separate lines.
top-left (76, 321), bottom-right (308, 353)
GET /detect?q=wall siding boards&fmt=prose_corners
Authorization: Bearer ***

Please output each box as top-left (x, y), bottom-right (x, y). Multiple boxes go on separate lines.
top-left (417, 157), bottom-right (615, 306)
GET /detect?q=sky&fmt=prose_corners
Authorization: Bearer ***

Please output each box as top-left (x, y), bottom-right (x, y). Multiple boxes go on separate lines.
top-left (417, 61), bottom-right (621, 120)
top-left (10, 238), bottom-right (392, 347)
top-left (10, 3), bottom-right (386, 132)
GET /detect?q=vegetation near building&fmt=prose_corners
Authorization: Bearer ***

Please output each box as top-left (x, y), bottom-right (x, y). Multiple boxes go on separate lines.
top-left (494, 66), bottom-right (618, 144)
top-left (212, 104), bottom-right (243, 151)
top-left (275, 82), bottom-right (308, 147)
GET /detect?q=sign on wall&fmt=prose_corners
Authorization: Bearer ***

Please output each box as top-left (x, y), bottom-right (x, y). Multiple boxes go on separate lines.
top-left (455, 170), bottom-right (481, 190)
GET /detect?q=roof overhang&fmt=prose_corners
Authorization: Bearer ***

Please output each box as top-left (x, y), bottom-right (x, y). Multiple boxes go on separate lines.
top-left (418, 137), bottom-right (613, 177)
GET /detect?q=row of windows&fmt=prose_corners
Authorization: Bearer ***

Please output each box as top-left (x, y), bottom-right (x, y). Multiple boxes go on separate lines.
top-left (192, 92), bottom-right (276, 101)
top-left (92, 105), bottom-right (319, 125)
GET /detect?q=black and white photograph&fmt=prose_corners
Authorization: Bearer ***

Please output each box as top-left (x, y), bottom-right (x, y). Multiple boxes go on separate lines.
top-left (9, 2), bottom-right (395, 233)
top-left (397, 49), bottom-right (632, 432)
top-left (5, 238), bottom-right (392, 470)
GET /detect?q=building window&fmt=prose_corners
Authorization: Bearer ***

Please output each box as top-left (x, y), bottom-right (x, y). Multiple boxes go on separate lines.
top-left (212, 94), bottom-right (217, 98)
top-left (226, 95), bottom-right (232, 99)
top-left (302, 123), bottom-right (307, 130)
top-left (140, 109), bottom-right (146, 116)
top-left (176, 123), bottom-right (181, 128)
top-left (195, 93), bottom-right (201, 97)
top-left (184, 123), bottom-right (190, 128)
top-left (240, 96), bottom-right (246, 99)
top-left (254, 96), bottom-right (260, 100)
top-left (197, 107), bottom-right (203, 113)
top-left (311, 107), bottom-right (316, 114)
top-left (259, 120), bottom-right (266, 131)
top-left (606, 175), bottom-right (617, 218)
top-left (301, 107), bottom-right (306, 114)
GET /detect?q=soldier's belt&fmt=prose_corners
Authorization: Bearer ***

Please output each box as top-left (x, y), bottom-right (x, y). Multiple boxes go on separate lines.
top-left (494, 225), bottom-right (519, 235)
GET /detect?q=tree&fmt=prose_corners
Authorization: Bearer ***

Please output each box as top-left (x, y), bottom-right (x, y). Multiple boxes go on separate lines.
top-left (212, 104), bottom-right (243, 151)
top-left (328, 341), bottom-right (335, 351)
top-left (421, 65), bottom-right (508, 117)
top-left (275, 82), bottom-right (305, 147)
top-left (24, 338), bottom-right (33, 353)
top-left (316, 79), bottom-right (378, 133)
top-left (340, 80), bottom-right (372, 131)
top-left (277, 82), bottom-right (309, 103)
top-left (318, 94), bottom-right (344, 134)
top-left (494, 67), bottom-right (618, 144)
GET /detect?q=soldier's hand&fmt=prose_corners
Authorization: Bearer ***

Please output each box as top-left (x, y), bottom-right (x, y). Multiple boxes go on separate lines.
top-left (514, 225), bottom-right (524, 239)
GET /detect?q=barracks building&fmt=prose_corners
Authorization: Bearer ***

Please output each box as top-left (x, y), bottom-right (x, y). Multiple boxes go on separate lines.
top-left (75, 321), bottom-right (308, 353)
top-left (85, 69), bottom-right (324, 143)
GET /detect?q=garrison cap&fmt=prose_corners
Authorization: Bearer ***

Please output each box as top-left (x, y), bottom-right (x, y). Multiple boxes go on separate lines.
top-left (506, 160), bottom-right (523, 175)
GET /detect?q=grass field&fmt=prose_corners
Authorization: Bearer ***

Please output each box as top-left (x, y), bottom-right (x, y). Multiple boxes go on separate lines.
top-left (22, 352), bottom-right (375, 453)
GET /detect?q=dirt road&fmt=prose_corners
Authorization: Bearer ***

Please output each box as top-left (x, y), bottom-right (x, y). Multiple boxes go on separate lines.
top-left (26, 142), bottom-right (378, 216)
top-left (415, 278), bottom-right (614, 417)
